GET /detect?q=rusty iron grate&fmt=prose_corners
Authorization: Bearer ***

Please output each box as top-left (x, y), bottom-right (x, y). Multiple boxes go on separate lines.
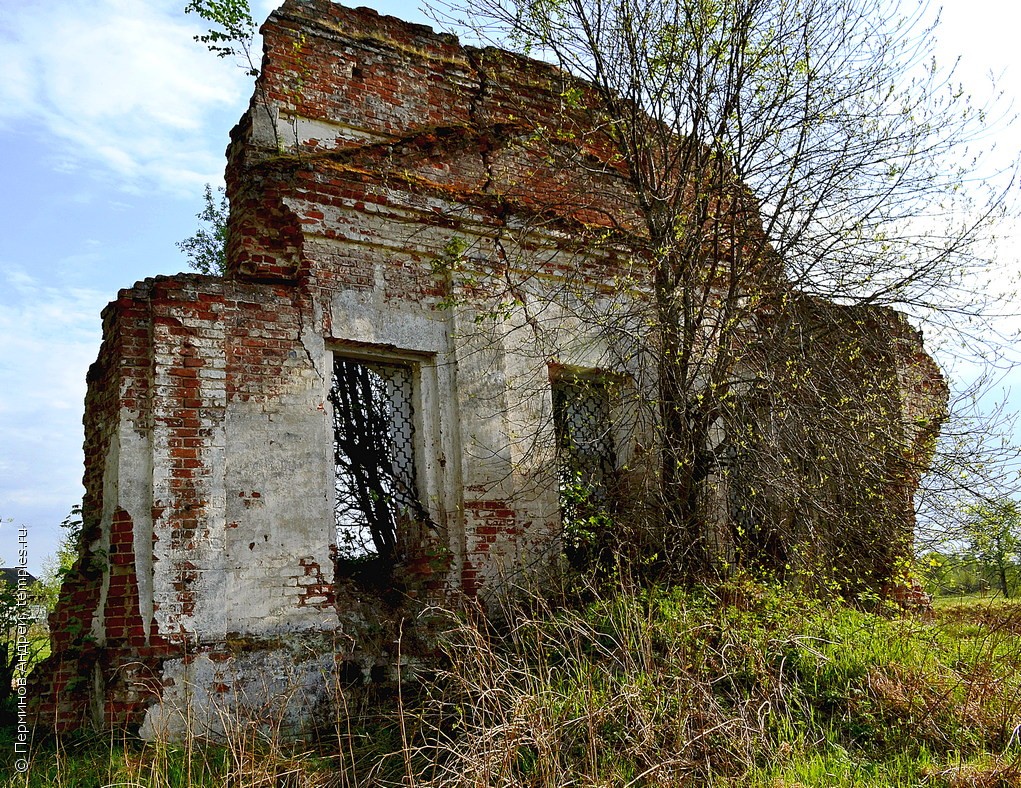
top-left (552, 376), bottom-right (617, 502)
top-left (330, 356), bottom-right (424, 562)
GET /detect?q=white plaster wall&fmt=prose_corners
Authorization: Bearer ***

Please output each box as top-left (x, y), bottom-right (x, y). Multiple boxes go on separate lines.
top-left (138, 641), bottom-right (340, 741)
top-left (92, 418), bottom-right (154, 645)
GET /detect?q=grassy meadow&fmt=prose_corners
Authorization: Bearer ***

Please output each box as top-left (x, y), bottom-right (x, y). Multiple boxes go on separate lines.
top-left (3, 584), bottom-right (1020, 787)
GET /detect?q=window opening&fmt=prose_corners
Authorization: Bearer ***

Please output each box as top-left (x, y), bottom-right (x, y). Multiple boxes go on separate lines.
top-left (329, 356), bottom-right (428, 573)
top-left (552, 375), bottom-right (617, 499)
top-left (552, 374), bottom-right (618, 569)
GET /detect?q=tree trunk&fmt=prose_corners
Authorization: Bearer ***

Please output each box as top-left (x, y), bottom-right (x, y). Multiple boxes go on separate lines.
top-left (654, 241), bottom-right (723, 582)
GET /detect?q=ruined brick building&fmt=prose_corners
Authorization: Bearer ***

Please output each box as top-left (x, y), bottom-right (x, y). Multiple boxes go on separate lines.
top-left (32, 0), bottom-right (947, 736)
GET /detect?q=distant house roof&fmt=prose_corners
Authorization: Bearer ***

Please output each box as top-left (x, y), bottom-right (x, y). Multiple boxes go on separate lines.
top-left (0, 568), bottom-right (38, 586)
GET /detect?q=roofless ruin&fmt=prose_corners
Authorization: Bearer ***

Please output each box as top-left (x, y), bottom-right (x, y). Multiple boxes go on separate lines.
top-left (32, 0), bottom-right (947, 736)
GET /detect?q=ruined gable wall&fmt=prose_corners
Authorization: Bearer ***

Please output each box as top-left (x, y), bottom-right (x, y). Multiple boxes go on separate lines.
top-left (227, 0), bottom-right (639, 283)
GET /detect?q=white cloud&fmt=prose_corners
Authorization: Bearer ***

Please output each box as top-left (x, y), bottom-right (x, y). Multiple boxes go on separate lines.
top-left (0, 266), bottom-right (108, 566)
top-left (0, 270), bottom-right (106, 416)
top-left (0, 0), bottom-right (257, 195)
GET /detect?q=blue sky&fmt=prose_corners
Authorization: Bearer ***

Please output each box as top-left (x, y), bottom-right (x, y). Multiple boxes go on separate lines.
top-left (0, 0), bottom-right (1018, 573)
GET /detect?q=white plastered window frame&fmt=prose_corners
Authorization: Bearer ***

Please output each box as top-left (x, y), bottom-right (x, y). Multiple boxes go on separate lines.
top-left (326, 342), bottom-right (446, 569)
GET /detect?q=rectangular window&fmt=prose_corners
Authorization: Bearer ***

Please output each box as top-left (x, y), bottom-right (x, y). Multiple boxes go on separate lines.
top-left (551, 372), bottom-right (619, 570)
top-left (551, 374), bottom-right (617, 506)
top-left (329, 355), bottom-right (428, 573)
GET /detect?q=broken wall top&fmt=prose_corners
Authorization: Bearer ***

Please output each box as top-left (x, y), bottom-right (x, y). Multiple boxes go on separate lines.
top-left (225, 0), bottom-right (773, 282)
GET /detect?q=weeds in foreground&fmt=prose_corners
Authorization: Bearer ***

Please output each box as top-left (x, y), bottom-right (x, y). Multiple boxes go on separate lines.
top-left (399, 584), bottom-right (1021, 786)
top-left (4, 584), bottom-right (1021, 786)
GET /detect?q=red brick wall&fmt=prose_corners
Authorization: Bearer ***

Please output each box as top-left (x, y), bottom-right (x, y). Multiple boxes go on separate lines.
top-left (31, 273), bottom-right (320, 730)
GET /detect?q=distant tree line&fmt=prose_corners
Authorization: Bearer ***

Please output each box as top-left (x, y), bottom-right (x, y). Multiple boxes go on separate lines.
top-left (920, 498), bottom-right (1021, 598)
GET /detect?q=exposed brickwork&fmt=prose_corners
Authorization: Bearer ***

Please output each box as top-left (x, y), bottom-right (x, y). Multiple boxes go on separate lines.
top-left (31, 286), bottom-right (161, 730)
top-left (295, 556), bottom-right (334, 608)
top-left (33, 0), bottom-right (948, 736)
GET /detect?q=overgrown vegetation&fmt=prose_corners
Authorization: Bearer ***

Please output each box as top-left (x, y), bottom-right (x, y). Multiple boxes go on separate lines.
top-left (177, 184), bottom-right (229, 276)
top-left (0, 511), bottom-right (77, 725)
top-left (7, 583), bottom-right (1021, 786)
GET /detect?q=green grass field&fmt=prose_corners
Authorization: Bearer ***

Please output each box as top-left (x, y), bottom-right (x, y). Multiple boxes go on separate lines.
top-left (4, 587), bottom-right (1020, 787)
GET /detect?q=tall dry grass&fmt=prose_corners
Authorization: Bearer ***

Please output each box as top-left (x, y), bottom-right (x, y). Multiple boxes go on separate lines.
top-left (5, 581), bottom-right (1021, 787)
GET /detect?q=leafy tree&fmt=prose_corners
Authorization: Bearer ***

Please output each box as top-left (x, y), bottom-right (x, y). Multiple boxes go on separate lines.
top-left (185, 0), bottom-right (281, 149)
top-left (36, 505), bottom-right (83, 612)
top-left (0, 579), bottom-right (23, 718)
top-left (185, 0), bottom-right (259, 76)
top-left (963, 498), bottom-right (1020, 598)
top-left (1, 520), bottom-right (54, 718)
top-left (177, 183), bottom-right (229, 276)
top-left (1, 580), bottom-right (50, 719)
top-left (0, 506), bottom-right (87, 719)
top-left (430, 0), bottom-right (1014, 583)
top-left (918, 550), bottom-right (988, 597)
